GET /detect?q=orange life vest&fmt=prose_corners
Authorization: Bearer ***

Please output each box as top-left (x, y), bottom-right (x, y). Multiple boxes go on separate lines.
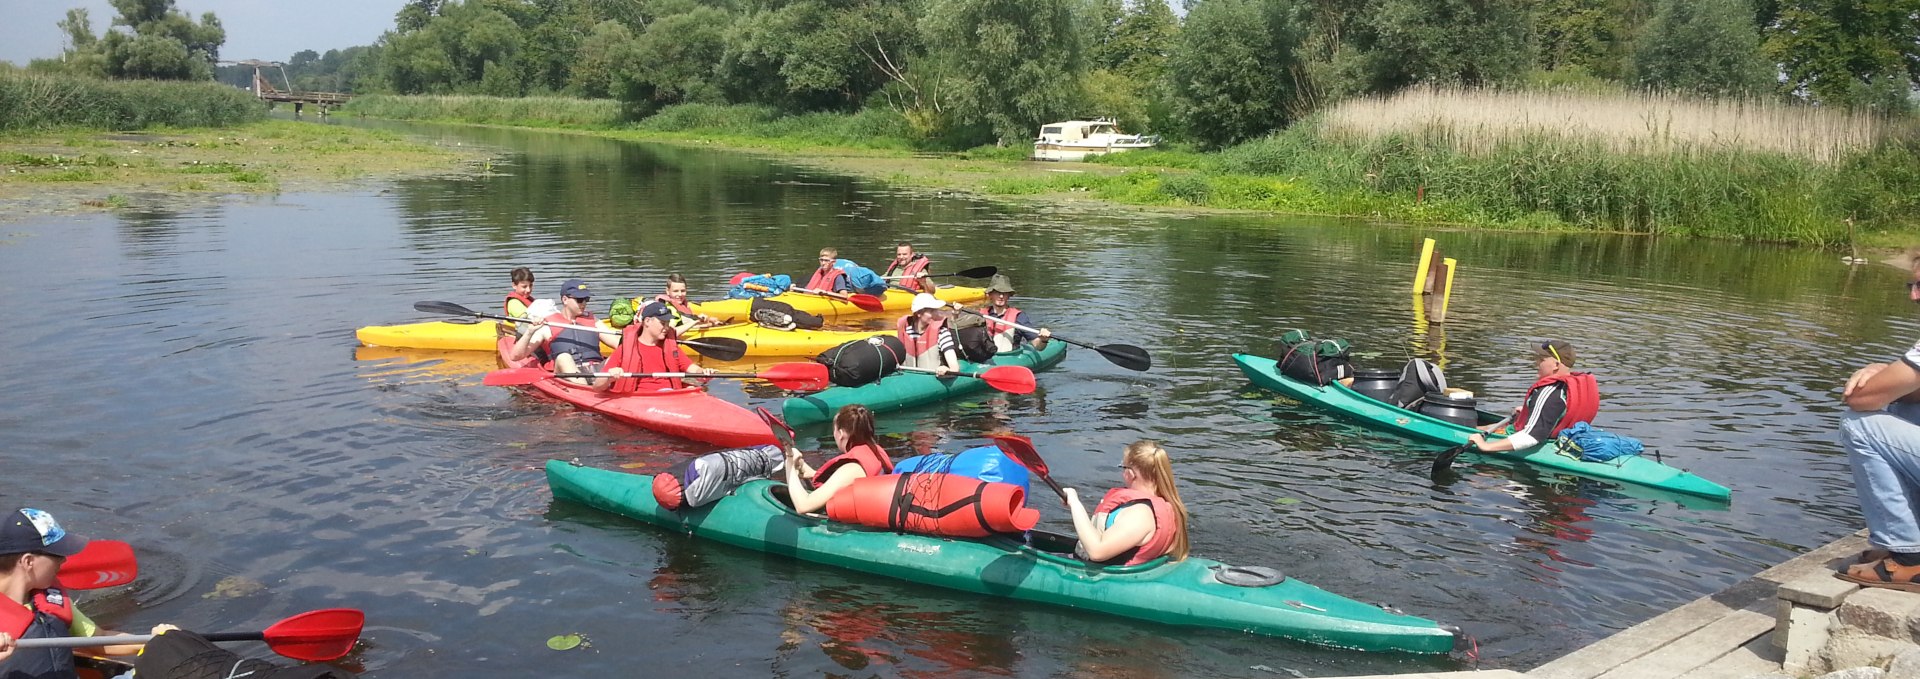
top-left (0, 588), bottom-right (76, 637)
top-left (812, 443), bottom-right (892, 487)
top-left (1514, 372), bottom-right (1600, 437)
top-left (1094, 488), bottom-right (1179, 566)
top-left (885, 255), bottom-right (932, 292)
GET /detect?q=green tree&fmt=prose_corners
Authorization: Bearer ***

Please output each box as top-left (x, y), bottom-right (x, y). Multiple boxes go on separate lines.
top-left (1632, 0), bottom-right (1774, 97)
top-left (1531, 0), bottom-right (1637, 79)
top-left (722, 1), bottom-right (917, 111)
top-left (54, 0), bottom-right (226, 80)
top-left (1166, 0), bottom-right (1300, 148)
top-left (1108, 0), bottom-right (1178, 82)
top-left (614, 7), bottom-right (732, 114)
top-left (1764, 0), bottom-right (1920, 112)
top-left (921, 0), bottom-right (1085, 144)
top-left (1362, 0), bottom-right (1530, 90)
top-left (569, 20), bottom-right (635, 98)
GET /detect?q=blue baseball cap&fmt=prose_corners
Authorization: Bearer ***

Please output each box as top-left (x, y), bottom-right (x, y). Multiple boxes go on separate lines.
top-left (640, 302), bottom-right (674, 321)
top-left (559, 279), bottom-right (592, 299)
top-left (0, 508), bottom-right (90, 557)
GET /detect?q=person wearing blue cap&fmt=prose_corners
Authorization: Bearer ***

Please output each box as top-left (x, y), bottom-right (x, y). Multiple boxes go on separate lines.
top-left (596, 301), bottom-right (714, 392)
top-left (0, 508), bottom-right (167, 677)
top-left (509, 278), bottom-right (610, 384)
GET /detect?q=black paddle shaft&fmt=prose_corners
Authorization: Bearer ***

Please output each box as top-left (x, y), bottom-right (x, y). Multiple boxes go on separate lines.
top-left (413, 300), bottom-right (748, 360)
top-left (949, 306), bottom-right (1151, 371)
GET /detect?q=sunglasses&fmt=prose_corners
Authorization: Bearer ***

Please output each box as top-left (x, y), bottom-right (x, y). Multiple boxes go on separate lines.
top-left (1907, 281), bottom-right (1920, 293)
top-left (1540, 342), bottom-right (1564, 364)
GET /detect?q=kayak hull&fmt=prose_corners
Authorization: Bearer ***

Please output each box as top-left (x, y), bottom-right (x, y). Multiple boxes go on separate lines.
top-left (685, 322), bottom-right (891, 358)
top-left (496, 338), bottom-right (775, 447)
top-left (546, 461), bottom-right (1462, 654)
top-left (1231, 353), bottom-right (1732, 501)
top-left (780, 341), bottom-right (1068, 426)
top-left (357, 319), bottom-right (502, 351)
top-left (689, 286), bottom-right (987, 323)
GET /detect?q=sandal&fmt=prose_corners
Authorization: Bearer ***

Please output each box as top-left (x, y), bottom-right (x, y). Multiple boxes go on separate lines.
top-left (1860, 548), bottom-right (1892, 564)
top-left (1839, 557), bottom-right (1920, 592)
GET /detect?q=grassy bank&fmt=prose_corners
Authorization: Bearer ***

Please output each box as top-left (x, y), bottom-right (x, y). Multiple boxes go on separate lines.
top-left (0, 120), bottom-right (491, 221)
top-left (0, 72), bottom-right (264, 132)
top-left (341, 91), bottom-right (1920, 247)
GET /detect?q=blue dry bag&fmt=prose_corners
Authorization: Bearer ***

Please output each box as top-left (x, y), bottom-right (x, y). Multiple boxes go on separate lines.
top-left (1556, 422), bottom-right (1644, 463)
top-left (892, 446), bottom-right (1032, 500)
top-left (833, 259), bottom-right (890, 296)
top-left (728, 273), bottom-right (792, 299)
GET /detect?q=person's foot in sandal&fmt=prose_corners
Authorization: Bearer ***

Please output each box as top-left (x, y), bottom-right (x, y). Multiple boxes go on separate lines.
top-left (1840, 552), bottom-right (1920, 592)
top-left (1860, 548), bottom-right (1892, 564)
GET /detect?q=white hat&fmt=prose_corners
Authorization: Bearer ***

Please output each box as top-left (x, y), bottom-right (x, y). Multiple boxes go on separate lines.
top-left (910, 293), bottom-right (945, 313)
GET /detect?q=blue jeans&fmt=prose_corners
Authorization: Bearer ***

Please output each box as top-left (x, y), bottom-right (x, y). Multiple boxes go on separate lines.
top-left (1841, 402), bottom-right (1920, 552)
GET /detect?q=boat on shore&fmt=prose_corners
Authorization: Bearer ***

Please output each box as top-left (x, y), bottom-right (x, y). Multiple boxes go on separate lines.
top-left (1031, 118), bottom-right (1160, 161)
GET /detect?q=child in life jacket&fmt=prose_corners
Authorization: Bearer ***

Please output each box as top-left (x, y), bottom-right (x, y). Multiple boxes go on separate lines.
top-left (1466, 340), bottom-right (1600, 453)
top-left (0, 508), bottom-right (170, 678)
top-left (783, 405), bottom-right (894, 515)
top-left (1063, 442), bottom-right (1191, 566)
top-left (897, 293), bottom-right (960, 376)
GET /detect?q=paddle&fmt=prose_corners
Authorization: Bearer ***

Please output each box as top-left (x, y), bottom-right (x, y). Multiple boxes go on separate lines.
top-left (990, 434), bottom-right (1066, 501)
top-left (56, 540), bottom-right (137, 590)
top-left (411, 301), bottom-right (749, 361)
top-left (788, 287), bottom-right (886, 313)
top-left (483, 362), bottom-right (829, 391)
top-left (755, 407), bottom-right (797, 452)
top-left (947, 305), bottom-right (1151, 372)
top-left (15, 608), bottom-right (365, 662)
top-left (1430, 414), bottom-right (1515, 476)
top-left (892, 364), bottom-right (1037, 394)
top-left (882, 265), bottom-right (997, 280)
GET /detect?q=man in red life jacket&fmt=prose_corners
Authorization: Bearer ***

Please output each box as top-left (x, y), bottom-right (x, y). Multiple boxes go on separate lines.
top-left (883, 242), bottom-right (934, 293)
top-left (1465, 340), bottom-right (1600, 453)
top-left (979, 274), bottom-right (1050, 353)
top-left (509, 279), bottom-right (605, 385)
top-left (0, 508), bottom-right (164, 677)
top-left (597, 302), bottom-right (714, 392)
top-left (804, 248), bottom-right (854, 300)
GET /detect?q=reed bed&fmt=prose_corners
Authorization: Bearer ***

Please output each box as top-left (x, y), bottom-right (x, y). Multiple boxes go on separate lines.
top-left (344, 94), bottom-right (623, 128)
top-left (0, 73), bottom-right (262, 132)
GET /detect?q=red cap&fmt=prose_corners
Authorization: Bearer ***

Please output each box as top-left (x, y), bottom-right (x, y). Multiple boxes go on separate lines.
top-left (651, 474), bottom-right (685, 510)
top-left (728, 272), bottom-right (752, 287)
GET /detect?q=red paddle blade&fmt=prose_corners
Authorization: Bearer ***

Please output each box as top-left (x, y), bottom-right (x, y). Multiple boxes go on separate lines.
top-left (979, 365), bottom-right (1037, 394)
top-left (846, 294), bottom-right (886, 312)
top-left (482, 367), bottom-right (553, 386)
top-left (57, 540), bottom-right (136, 590)
top-left (760, 362), bottom-right (829, 391)
top-left (262, 608), bottom-right (365, 662)
top-left (755, 407), bottom-right (796, 451)
top-left (989, 435), bottom-right (1048, 477)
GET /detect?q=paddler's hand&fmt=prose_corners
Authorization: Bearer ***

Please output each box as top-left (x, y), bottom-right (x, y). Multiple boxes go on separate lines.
top-left (150, 623), bottom-right (180, 636)
top-left (605, 367), bottom-right (626, 377)
top-left (934, 365), bottom-right (953, 377)
top-left (0, 631), bottom-right (14, 663)
top-left (1847, 363), bottom-right (1889, 399)
top-left (1037, 328), bottom-right (1052, 340)
top-left (1467, 433), bottom-right (1488, 451)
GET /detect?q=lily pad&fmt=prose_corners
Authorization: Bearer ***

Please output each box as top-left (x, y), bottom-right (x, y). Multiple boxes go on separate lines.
top-left (203, 576), bottom-right (266, 600)
top-left (547, 634), bottom-right (586, 651)
top-left (1273, 497), bottom-right (1301, 505)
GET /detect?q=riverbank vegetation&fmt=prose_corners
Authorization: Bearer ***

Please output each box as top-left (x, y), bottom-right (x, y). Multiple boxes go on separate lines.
top-left (0, 69), bottom-right (263, 132)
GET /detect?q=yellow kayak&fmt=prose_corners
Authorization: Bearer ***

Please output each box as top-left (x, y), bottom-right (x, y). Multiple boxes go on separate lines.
top-left (356, 319), bottom-right (615, 353)
top-left (688, 286), bottom-right (987, 322)
top-left (684, 322), bottom-right (891, 358)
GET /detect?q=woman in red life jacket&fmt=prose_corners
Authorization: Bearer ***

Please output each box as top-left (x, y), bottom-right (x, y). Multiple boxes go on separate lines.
top-left (1062, 442), bottom-right (1191, 566)
top-left (980, 274), bottom-right (1050, 353)
top-left (596, 302), bottom-right (714, 393)
top-left (783, 405), bottom-right (894, 515)
top-left (897, 293), bottom-right (960, 376)
top-left (655, 273), bottom-right (719, 337)
top-left (883, 242), bottom-right (934, 293)
top-left (804, 247), bottom-right (854, 300)
top-left (0, 508), bottom-right (169, 678)
top-left (1466, 340), bottom-right (1600, 453)
top-left (508, 279), bottom-right (606, 385)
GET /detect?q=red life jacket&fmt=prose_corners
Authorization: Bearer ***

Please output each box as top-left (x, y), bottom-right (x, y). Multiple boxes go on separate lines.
top-left (1514, 372), bottom-right (1600, 437)
top-left (607, 324), bottom-right (689, 393)
top-left (505, 290), bottom-right (535, 317)
top-left (1094, 488), bottom-right (1179, 566)
top-left (812, 442), bottom-right (892, 487)
top-left (896, 315), bottom-right (949, 360)
top-left (985, 305), bottom-right (1023, 333)
top-left (806, 267), bottom-right (847, 292)
top-left (885, 255), bottom-right (932, 292)
top-left (0, 588), bottom-right (76, 638)
top-left (653, 294), bottom-right (695, 317)
top-left (540, 311), bottom-right (603, 365)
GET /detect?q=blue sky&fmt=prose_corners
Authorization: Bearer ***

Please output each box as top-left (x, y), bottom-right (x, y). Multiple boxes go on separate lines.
top-left (0, 0), bottom-right (405, 65)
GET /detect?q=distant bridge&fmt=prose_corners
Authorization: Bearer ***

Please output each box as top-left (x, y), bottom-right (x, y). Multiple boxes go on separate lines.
top-left (221, 60), bottom-right (351, 114)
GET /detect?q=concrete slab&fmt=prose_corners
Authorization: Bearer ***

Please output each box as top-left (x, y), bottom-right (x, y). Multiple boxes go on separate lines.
top-left (1784, 572), bottom-right (1863, 609)
top-left (1675, 634), bottom-right (1787, 679)
top-left (1590, 609), bottom-right (1777, 679)
top-left (1327, 671), bottom-right (1527, 679)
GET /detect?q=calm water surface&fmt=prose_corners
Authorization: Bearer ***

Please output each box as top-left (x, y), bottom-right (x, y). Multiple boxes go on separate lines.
top-left (0, 121), bottom-right (1908, 677)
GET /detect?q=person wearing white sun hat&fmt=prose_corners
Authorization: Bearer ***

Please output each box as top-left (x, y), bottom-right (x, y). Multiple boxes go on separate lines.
top-left (896, 292), bottom-right (960, 377)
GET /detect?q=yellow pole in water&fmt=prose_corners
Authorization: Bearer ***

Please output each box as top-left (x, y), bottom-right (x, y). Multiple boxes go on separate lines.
top-left (1411, 238), bottom-right (1436, 295)
top-left (1437, 257), bottom-right (1457, 324)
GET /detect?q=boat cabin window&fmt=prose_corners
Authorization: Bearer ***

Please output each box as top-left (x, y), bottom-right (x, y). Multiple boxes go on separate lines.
top-left (1041, 126), bottom-right (1062, 135)
top-left (1089, 124), bottom-right (1116, 135)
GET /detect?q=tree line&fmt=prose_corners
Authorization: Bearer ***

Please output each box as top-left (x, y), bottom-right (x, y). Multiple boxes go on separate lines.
top-left (29, 0), bottom-right (1920, 149)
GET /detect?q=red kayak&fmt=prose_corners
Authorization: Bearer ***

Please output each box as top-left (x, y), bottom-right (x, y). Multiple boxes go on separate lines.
top-left (494, 337), bottom-right (776, 448)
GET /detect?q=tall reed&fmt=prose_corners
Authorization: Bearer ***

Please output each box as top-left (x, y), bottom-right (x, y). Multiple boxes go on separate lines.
top-left (344, 94), bottom-right (623, 127)
top-left (0, 73), bottom-right (262, 132)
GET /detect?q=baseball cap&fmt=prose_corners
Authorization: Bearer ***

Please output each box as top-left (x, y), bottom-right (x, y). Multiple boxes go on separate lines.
top-left (910, 293), bottom-right (945, 313)
top-left (640, 302), bottom-right (674, 322)
top-left (1533, 340), bottom-right (1576, 367)
top-left (0, 508), bottom-right (90, 557)
top-left (559, 279), bottom-right (592, 299)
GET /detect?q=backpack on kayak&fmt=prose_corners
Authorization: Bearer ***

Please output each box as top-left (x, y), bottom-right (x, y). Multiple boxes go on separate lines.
top-left (750, 297), bottom-right (824, 330)
top-left (816, 335), bottom-right (905, 387)
top-left (729, 273), bottom-right (793, 299)
top-left (834, 258), bottom-right (890, 296)
top-left (1555, 421), bottom-right (1644, 463)
top-left (1389, 358), bottom-right (1448, 408)
top-left (1279, 336), bottom-right (1353, 387)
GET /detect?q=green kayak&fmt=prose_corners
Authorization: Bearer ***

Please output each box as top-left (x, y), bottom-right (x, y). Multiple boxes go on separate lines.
top-left (545, 460), bottom-right (1464, 654)
top-left (781, 341), bottom-right (1069, 426)
top-left (1232, 353), bottom-right (1732, 501)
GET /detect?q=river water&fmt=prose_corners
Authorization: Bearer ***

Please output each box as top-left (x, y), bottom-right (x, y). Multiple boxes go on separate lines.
top-left (0, 120), bottom-right (1909, 677)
